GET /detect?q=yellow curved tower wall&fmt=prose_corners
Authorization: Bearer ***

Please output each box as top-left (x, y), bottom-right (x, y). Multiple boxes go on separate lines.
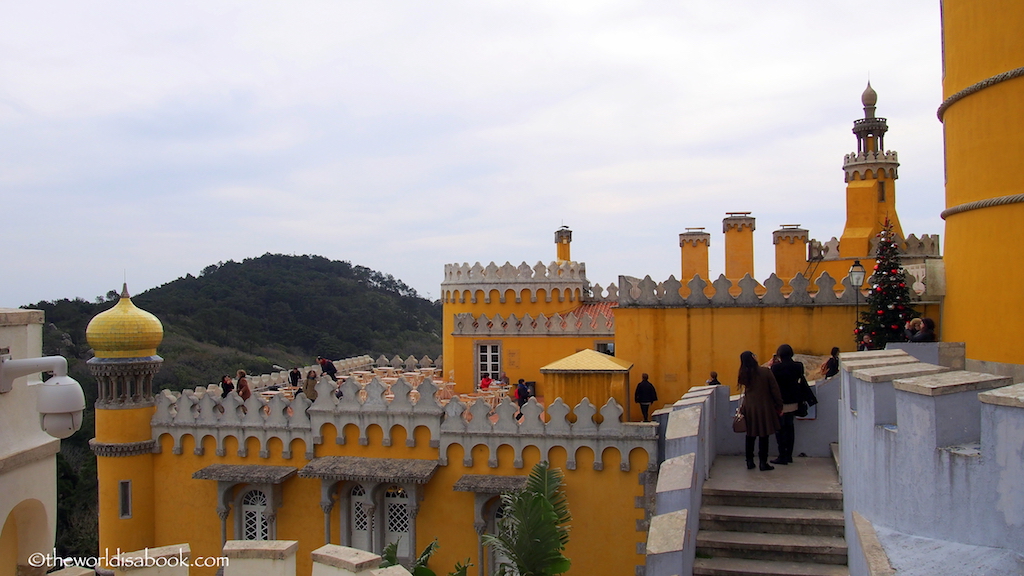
top-left (96, 406), bottom-right (157, 557)
top-left (941, 0), bottom-right (1024, 371)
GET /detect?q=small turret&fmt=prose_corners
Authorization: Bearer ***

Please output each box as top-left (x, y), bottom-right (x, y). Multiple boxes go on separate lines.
top-left (555, 226), bottom-right (572, 263)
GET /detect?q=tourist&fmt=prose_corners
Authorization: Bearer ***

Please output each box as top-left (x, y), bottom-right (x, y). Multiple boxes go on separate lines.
top-left (823, 347), bottom-right (840, 379)
top-left (738, 351), bottom-right (783, 471)
top-left (289, 367), bottom-right (302, 387)
top-left (911, 318), bottom-right (936, 342)
top-left (318, 356), bottom-right (338, 380)
top-left (770, 344), bottom-right (805, 465)
top-left (480, 375), bottom-right (493, 390)
top-left (516, 378), bottom-right (530, 421)
top-left (706, 371), bottom-right (721, 386)
top-left (499, 371), bottom-right (510, 387)
top-left (303, 369), bottom-right (318, 401)
top-left (236, 370), bottom-right (252, 401)
top-left (634, 373), bottom-right (658, 422)
top-left (904, 318), bottom-right (923, 341)
top-left (219, 375), bottom-right (234, 399)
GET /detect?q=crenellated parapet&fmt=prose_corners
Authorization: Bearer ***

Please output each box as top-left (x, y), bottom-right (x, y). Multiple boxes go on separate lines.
top-left (616, 271), bottom-right (923, 308)
top-left (902, 233), bottom-right (941, 256)
top-left (589, 282), bottom-right (619, 302)
top-left (452, 310), bottom-right (614, 337)
top-left (150, 376), bottom-right (656, 472)
top-left (151, 375), bottom-right (444, 460)
top-left (438, 396), bottom-right (657, 472)
top-left (442, 261), bottom-right (590, 304)
top-left (843, 150), bottom-right (899, 182)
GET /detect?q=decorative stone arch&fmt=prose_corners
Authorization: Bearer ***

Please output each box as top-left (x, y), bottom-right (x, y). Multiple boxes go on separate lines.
top-left (1, 498), bottom-right (50, 574)
top-left (191, 464), bottom-right (296, 546)
top-left (299, 456), bottom-right (438, 564)
top-left (453, 474), bottom-right (529, 576)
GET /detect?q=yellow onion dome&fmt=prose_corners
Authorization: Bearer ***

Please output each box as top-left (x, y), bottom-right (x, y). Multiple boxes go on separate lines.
top-left (86, 284), bottom-right (164, 358)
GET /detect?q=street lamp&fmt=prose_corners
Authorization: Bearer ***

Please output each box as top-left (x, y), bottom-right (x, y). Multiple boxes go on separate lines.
top-left (849, 260), bottom-right (867, 342)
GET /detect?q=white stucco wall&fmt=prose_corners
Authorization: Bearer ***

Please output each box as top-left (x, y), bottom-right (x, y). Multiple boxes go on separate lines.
top-left (0, 308), bottom-right (59, 567)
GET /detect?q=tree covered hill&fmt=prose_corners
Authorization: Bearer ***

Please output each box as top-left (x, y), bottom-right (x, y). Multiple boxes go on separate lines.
top-left (26, 253), bottom-right (442, 393)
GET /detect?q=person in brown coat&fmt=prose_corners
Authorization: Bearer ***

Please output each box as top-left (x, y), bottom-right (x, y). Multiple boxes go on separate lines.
top-left (738, 351), bottom-right (783, 471)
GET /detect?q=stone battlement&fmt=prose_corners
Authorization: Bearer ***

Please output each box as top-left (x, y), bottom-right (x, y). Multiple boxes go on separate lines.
top-left (452, 310), bottom-right (614, 337)
top-left (442, 261), bottom-right (591, 304)
top-left (150, 375), bottom-right (657, 472)
top-left (617, 271), bottom-right (929, 308)
top-left (843, 150), bottom-right (899, 182)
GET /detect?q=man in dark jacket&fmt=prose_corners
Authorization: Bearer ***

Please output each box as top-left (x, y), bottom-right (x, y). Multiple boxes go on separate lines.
top-left (318, 356), bottom-right (338, 381)
top-left (634, 373), bottom-right (658, 422)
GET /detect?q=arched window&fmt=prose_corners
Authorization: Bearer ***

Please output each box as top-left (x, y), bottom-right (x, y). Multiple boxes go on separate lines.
top-left (350, 484), bottom-right (372, 551)
top-left (241, 490), bottom-right (268, 541)
top-left (384, 485), bottom-right (410, 557)
top-left (485, 498), bottom-right (513, 576)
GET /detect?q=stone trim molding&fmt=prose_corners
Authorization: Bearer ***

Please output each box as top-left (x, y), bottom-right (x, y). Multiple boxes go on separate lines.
top-left (0, 438), bottom-right (60, 474)
top-left (843, 150), bottom-right (899, 182)
top-left (150, 378), bottom-right (659, 481)
top-left (442, 261), bottom-right (589, 304)
top-left (617, 271), bottom-right (928, 308)
top-left (89, 439), bottom-right (157, 457)
top-left (940, 193), bottom-right (1024, 220)
top-left (438, 396), bottom-right (658, 472)
top-left (937, 66), bottom-right (1024, 121)
top-left (452, 310), bottom-right (614, 337)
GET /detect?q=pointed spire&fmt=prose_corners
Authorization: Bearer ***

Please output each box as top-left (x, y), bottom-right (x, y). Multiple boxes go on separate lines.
top-left (862, 81), bottom-right (878, 118)
top-left (120, 283), bottom-right (130, 299)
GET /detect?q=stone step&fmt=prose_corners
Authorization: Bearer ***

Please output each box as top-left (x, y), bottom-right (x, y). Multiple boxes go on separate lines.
top-left (696, 530), bottom-right (848, 565)
top-left (699, 505), bottom-right (845, 537)
top-left (702, 487), bottom-right (844, 511)
top-left (694, 556), bottom-right (850, 576)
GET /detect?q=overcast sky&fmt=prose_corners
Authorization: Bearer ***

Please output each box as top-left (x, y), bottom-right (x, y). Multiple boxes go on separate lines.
top-left (2, 1), bottom-right (945, 307)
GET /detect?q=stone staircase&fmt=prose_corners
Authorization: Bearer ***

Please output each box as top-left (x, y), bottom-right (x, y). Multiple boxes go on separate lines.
top-left (692, 456), bottom-right (848, 576)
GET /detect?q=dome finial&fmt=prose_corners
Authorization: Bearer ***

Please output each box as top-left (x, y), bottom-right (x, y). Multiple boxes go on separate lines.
top-left (862, 81), bottom-right (878, 118)
top-left (121, 282), bottom-right (130, 299)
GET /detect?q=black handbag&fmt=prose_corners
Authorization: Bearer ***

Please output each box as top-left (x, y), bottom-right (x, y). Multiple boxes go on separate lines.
top-left (801, 375), bottom-right (818, 407)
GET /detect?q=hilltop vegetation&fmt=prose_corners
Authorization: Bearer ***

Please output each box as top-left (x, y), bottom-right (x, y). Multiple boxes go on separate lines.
top-left (29, 253), bottom-right (442, 392)
top-left (24, 253), bottom-right (442, 558)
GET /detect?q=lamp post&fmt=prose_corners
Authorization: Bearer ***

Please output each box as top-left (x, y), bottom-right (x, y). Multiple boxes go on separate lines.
top-left (849, 260), bottom-right (867, 344)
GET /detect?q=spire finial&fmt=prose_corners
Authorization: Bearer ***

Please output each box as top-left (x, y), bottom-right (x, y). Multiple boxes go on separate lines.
top-left (862, 82), bottom-right (878, 118)
top-left (121, 283), bottom-right (130, 299)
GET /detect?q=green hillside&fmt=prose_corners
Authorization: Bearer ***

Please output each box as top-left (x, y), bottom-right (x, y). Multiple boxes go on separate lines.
top-left (29, 253), bottom-right (442, 392)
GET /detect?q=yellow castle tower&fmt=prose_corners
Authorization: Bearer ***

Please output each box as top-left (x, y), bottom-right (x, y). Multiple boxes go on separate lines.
top-left (86, 285), bottom-right (164, 557)
top-left (940, 0), bottom-right (1024, 375)
top-left (839, 83), bottom-right (904, 256)
top-left (679, 228), bottom-right (710, 284)
top-left (723, 212), bottom-right (755, 285)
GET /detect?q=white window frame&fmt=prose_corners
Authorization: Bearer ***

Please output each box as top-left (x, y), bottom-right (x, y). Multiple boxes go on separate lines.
top-left (475, 341), bottom-right (502, 383)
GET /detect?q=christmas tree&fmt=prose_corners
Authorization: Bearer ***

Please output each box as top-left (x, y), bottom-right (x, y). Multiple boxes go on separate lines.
top-left (854, 219), bottom-right (919, 349)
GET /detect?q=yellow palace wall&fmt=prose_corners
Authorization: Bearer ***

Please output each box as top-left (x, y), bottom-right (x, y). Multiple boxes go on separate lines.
top-left (614, 301), bottom-right (940, 419)
top-left (941, 0), bottom-right (1024, 368)
top-left (443, 287), bottom-right (599, 389)
top-left (138, 423), bottom-right (647, 576)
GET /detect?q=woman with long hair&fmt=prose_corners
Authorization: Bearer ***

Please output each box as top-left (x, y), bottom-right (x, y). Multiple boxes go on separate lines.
top-left (235, 369), bottom-right (252, 402)
top-left (738, 351), bottom-right (783, 471)
top-left (770, 344), bottom-right (805, 465)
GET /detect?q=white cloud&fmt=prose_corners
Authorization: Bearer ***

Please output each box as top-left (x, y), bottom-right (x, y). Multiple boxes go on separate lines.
top-left (0, 0), bottom-right (947, 308)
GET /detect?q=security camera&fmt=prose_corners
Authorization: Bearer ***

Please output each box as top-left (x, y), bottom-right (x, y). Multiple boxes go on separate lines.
top-left (36, 374), bottom-right (86, 439)
top-left (0, 354), bottom-right (86, 439)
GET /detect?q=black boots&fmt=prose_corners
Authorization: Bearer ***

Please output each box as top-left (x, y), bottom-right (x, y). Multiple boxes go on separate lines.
top-left (747, 436), bottom-right (773, 470)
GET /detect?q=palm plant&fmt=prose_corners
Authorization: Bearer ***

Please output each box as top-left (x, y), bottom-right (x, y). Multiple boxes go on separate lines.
top-left (482, 461), bottom-right (572, 576)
